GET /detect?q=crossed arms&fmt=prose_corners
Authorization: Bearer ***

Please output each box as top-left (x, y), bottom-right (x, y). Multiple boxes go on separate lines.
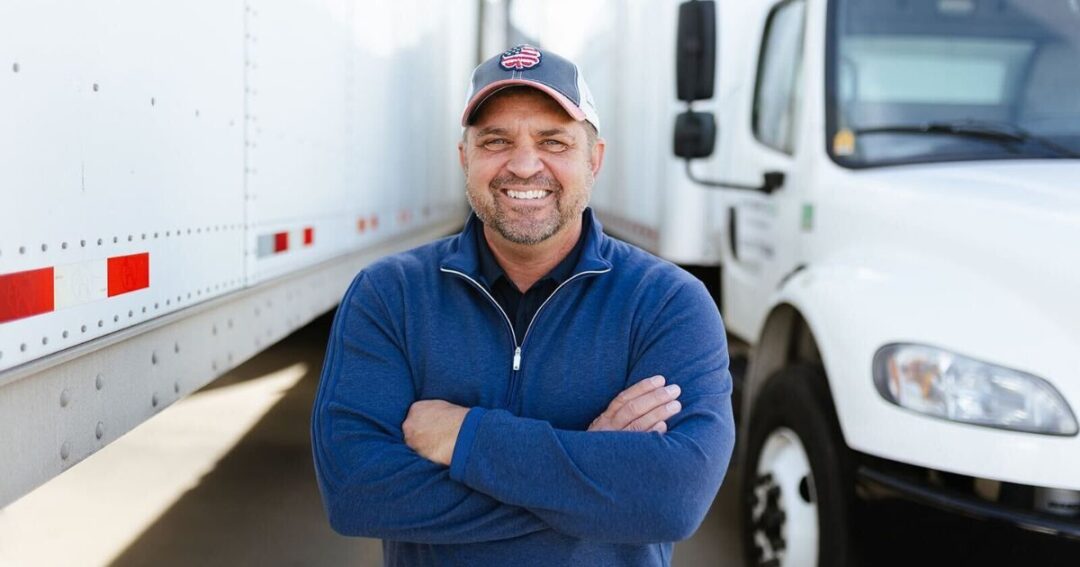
top-left (311, 272), bottom-right (735, 545)
top-left (402, 374), bottom-right (684, 466)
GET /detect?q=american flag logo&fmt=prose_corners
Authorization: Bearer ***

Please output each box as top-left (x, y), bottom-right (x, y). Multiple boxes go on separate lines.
top-left (500, 45), bottom-right (542, 70)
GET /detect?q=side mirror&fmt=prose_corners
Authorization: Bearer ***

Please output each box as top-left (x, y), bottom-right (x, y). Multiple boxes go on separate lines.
top-left (674, 111), bottom-right (716, 158)
top-left (676, 0), bottom-right (717, 101)
top-left (674, 1), bottom-right (784, 195)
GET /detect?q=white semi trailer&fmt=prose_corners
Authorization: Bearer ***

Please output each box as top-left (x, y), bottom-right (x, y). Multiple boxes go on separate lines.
top-left (0, 0), bottom-right (482, 507)
top-left (510, 0), bottom-right (1080, 565)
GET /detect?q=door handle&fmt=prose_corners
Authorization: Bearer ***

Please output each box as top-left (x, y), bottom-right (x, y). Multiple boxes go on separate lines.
top-left (728, 206), bottom-right (739, 262)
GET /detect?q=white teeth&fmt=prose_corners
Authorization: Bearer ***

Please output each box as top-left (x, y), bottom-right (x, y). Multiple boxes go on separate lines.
top-left (506, 190), bottom-right (548, 200)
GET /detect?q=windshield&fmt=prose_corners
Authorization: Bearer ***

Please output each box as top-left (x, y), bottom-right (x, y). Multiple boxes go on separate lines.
top-left (826, 0), bottom-right (1080, 168)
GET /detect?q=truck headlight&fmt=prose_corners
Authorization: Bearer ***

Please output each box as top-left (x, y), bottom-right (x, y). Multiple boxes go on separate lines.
top-left (873, 344), bottom-right (1078, 436)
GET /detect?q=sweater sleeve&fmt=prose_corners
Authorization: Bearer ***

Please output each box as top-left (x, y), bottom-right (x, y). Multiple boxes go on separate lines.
top-left (448, 279), bottom-right (735, 544)
top-left (311, 272), bottom-right (549, 543)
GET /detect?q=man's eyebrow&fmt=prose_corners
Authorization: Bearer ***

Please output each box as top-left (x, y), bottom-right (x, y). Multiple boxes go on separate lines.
top-left (475, 127), bottom-right (509, 137)
top-left (536, 128), bottom-right (571, 137)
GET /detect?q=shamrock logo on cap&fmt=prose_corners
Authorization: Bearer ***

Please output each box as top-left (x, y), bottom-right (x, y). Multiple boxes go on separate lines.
top-left (500, 45), bottom-right (542, 70)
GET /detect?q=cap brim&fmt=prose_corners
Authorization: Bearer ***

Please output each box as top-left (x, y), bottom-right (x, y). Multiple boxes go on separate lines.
top-left (461, 79), bottom-right (587, 127)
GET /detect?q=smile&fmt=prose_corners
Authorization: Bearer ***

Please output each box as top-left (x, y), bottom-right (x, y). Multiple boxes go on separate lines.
top-left (503, 189), bottom-right (552, 200)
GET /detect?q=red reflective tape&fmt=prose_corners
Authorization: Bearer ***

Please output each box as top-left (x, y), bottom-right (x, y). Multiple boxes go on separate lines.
top-left (274, 232), bottom-right (289, 253)
top-left (357, 218), bottom-right (366, 233)
top-left (303, 227), bottom-right (314, 246)
top-left (0, 267), bottom-right (55, 323)
top-left (107, 253), bottom-right (150, 297)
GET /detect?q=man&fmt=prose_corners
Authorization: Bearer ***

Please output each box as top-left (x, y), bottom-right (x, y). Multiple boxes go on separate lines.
top-left (311, 45), bottom-right (735, 566)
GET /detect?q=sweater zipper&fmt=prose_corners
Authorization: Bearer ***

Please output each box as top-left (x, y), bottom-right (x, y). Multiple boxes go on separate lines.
top-left (506, 268), bottom-right (611, 408)
top-left (440, 268), bottom-right (520, 368)
top-left (441, 266), bottom-right (612, 407)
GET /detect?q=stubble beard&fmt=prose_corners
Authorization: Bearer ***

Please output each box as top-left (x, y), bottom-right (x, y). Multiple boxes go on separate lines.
top-left (466, 171), bottom-right (592, 245)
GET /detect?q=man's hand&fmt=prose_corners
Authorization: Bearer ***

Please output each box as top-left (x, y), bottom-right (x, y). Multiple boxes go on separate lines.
top-left (403, 400), bottom-right (470, 466)
top-left (588, 375), bottom-right (682, 433)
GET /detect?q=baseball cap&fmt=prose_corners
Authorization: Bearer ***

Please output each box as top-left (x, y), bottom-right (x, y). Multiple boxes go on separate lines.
top-left (461, 44), bottom-right (600, 132)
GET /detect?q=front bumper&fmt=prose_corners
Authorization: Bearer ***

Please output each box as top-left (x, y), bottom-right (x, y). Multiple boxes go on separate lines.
top-left (857, 464), bottom-right (1080, 541)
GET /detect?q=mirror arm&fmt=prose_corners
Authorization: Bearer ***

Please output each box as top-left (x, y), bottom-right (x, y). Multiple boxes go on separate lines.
top-left (684, 160), bottom-right (785, 195)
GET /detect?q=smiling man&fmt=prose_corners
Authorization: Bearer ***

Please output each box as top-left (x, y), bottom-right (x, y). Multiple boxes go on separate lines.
top-left (312, 46), bottom-right (735, 567)
top-left (464, 88), bottom-right (595, 245)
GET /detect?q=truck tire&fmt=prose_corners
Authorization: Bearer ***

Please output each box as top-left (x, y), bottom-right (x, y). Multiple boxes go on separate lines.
top-left (740, 364), bottom-right (858, 567)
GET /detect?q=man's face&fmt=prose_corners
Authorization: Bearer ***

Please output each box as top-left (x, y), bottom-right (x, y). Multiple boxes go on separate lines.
top-left (459, 89), bottom-right (604, 246)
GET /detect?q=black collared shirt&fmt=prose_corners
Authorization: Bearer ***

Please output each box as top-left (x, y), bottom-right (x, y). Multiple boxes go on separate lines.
top-left (475, 223), bottom-right (587, 342)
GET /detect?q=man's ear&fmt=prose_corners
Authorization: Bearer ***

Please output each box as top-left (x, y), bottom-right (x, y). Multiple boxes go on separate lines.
top-left (458, 135), bottom-right (468, 171)
top-left (590, 137), bottom-right (606, 178)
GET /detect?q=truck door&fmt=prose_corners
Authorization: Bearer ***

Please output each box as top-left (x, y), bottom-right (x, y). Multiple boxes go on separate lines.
top-left (721, 0), bottom-right (808, 341)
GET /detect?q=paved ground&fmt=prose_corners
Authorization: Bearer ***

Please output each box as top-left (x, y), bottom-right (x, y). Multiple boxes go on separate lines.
top-left (4, 314), bottom-right (1078, 566)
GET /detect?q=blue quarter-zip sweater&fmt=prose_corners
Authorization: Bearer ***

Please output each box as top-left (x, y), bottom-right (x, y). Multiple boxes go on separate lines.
top-left (311, 209), bottom-right (735, 566)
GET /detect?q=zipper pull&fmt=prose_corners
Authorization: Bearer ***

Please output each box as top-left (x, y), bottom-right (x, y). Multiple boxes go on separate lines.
top-left (513, 347), bottom-right (522, 371)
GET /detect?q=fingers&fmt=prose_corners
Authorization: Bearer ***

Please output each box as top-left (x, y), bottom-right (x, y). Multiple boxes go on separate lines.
top-left (627, 399), bottom-right (682, 433)
top-left (608, 375), bottom-right (666, 415)
top-left (589, 376), bottom-right (666, 431)
top-left (609, 383), bottom-right (681, 430)
top-left (587, 376), bottom-right (686, 432)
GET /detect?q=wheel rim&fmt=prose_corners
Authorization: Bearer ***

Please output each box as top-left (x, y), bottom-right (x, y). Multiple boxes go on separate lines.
top-left (750, 427), bottom-right (818, 567)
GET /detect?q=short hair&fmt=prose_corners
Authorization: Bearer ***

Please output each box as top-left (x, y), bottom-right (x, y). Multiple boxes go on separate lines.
top-left (581, 121), bottom-right (599, 150)
top-left (465, 86), bottom-right (599, 150)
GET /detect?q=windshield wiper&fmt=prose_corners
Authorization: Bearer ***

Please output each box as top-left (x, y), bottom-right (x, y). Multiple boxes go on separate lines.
top-left (854, 120), bottom-right (1080, 158)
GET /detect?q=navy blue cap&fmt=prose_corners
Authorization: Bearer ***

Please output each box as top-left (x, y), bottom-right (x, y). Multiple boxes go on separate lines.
top-left (461, 45), bottom-right (600, 131)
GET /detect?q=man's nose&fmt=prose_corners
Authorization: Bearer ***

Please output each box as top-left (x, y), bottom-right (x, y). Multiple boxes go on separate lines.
top-left (505, 144), bottom-right (544, 180)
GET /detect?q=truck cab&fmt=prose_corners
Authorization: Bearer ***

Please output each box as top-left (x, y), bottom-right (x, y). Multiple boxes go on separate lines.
top-left (670, 0), bottom-right (1080, 564)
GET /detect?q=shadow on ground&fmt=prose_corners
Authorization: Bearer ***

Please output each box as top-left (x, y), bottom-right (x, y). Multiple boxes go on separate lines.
top-left (109, 312), bottom-right (383, 567)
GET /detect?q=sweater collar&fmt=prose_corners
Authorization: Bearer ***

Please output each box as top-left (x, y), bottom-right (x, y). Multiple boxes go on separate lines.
top-left (440, 207), bottom-right (613, 280)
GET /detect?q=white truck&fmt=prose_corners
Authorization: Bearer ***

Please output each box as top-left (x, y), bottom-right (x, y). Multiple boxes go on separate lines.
top-left (0, 0), bottom-right (483, 507)
top-left (509, 0), bottom-right (1080, 564)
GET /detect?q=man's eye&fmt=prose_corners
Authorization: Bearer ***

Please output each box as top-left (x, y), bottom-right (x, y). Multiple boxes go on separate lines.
top-left (482, 139), bottom-right (509, 148)
top-left (541, 140), bottom-right (568, 151)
